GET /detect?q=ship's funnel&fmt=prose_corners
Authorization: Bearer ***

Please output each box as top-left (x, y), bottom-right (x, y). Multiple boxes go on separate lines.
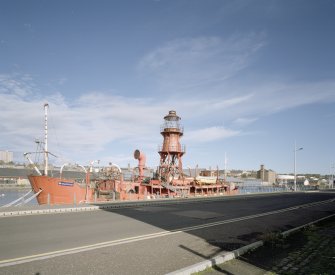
top-left (134, 149), bottom-right (146, 178)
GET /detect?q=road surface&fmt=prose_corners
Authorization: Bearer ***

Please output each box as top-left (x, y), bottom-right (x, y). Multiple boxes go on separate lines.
top-left (0, 192), bottom-right (334, 274)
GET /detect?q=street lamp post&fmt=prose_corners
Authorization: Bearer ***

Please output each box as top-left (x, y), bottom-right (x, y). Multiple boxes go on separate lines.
top-left (294, 141), bottom-right (303, 191)
top-left (330, 162), bottom-right (335, 189)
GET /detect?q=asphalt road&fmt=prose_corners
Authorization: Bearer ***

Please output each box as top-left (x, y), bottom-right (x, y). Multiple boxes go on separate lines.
top-left (0, 192), bottom-right (334, 274)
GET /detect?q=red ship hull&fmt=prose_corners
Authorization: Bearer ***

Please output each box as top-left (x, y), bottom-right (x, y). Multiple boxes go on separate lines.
top-left (28, 175), bottom-right (90, 205)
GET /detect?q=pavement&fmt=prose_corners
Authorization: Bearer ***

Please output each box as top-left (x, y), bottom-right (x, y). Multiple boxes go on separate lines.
top-left (178, 214), bottom-right (335, 275)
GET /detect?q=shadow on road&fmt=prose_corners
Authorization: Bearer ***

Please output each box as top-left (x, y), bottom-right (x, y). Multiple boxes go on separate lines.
top-left (91, 192), bottom-right (335, 271)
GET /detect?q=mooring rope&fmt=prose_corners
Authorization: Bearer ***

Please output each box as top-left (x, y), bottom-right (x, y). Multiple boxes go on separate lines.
top-left (15, 189), bottom-right (43, 206)
top-left (1, 190), bottom-right (33, 207)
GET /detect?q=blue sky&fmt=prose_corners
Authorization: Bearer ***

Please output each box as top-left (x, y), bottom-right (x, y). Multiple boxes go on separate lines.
top-left (0, 0), bottom-right (334, 174)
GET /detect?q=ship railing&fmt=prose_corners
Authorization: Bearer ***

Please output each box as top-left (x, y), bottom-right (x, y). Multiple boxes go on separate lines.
top-left (161, 181), bottom-right (177, 192)
top-left (160, 124), bottom-right (184, 134)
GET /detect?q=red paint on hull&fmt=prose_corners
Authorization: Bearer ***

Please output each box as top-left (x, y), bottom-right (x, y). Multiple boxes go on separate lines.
top-left (28, 175), bottom-right (89, 205)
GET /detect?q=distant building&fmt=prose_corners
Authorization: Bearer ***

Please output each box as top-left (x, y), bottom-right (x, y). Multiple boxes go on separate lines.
top-left (257, 164), bottom-right (276, 185)
top-left (0, 150), bottom-right (13, 163)
top-left (276, 174), bottom-right (295, 185)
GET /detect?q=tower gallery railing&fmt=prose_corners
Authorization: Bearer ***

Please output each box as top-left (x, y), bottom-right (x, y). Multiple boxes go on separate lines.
top-left (158, 145), bottom-right (186, 153)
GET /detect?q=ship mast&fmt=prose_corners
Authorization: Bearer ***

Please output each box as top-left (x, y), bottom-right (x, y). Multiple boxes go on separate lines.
top-left (44, 103), bottom-right (49, 176)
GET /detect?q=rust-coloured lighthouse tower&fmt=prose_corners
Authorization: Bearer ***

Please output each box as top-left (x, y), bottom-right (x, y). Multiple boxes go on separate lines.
top-left (158, 111), bottom-right (185, 183)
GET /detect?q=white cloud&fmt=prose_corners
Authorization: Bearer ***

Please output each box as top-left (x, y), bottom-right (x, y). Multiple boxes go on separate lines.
top-left (1, 67), bottom-right (335, 167)
top-left (0, 74), bottom-right (35, 97)
top-left (211, 94), bottom-right (254, 110)
top-left (0, 81), bottom-right (171, 165)
top-left (185, 126), bottom-right (240, 143)
top-left (229, 81), bottom-right (335, 118)
top-left (138, 34), bottom-right (266, 90)
top-left (0, 80), bottom-right (245, 166)
top-left (136, 33), bottom-right (335, 126)
top-left (233, 117), bottom-right (257, 126)
top-left (58, 77), bottom-right (67, 85)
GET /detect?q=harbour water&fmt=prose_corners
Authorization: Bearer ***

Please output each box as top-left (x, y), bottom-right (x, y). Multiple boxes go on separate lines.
top-left (0, 188), bottom-right (37, 207)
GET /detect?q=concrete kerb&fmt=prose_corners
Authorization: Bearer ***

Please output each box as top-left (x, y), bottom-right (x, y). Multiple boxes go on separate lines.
top-left (0, 206), bottom-right (100, 217)
top-left (166, 213), bottom-right (335, 275)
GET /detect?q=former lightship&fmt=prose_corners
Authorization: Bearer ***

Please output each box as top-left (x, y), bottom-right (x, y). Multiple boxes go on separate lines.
top-left (26, 106), bottom-right (237, 205)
